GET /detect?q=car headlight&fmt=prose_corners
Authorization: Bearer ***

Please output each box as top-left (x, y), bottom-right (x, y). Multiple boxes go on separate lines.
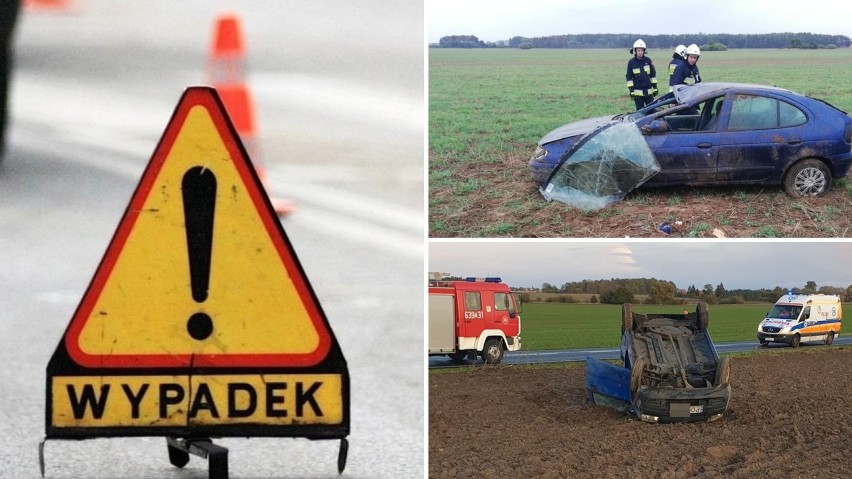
top-left (531, 146), bottom-right (548, 161)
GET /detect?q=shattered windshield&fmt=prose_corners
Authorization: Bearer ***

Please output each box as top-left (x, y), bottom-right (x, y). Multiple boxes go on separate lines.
top-left (540, 121), bottom-right (660, 211)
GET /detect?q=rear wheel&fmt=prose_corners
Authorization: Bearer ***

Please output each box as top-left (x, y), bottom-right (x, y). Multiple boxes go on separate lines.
top-left (622, 303), bottom-right (633, 334)
top-left (630, 357), bottom-right (646, 393)
top-left (481, 338), bottom-right (504, 364)
top-left (791, 334), bottom-right (801, 349)
top-left (696, 302), bottom-right (709, 330)
top-left (784, 159), bottom-right (832, 197)
top-left (715, 357), bottom-right (731, 386)
top-left (826, 331), bottom-right (835, 346)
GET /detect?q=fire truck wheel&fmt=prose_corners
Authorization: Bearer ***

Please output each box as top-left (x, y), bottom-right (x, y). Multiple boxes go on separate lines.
top-left (622, 303), bottom-right (633, 334)
top-left (825, 331), bottom-right (835, 346)
top-left (482, 338), bottom-right (504, 364)
top-left (790, 334), bottom-right (801, 348)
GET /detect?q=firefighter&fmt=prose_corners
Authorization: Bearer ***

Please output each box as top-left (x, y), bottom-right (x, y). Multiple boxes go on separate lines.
top-left (625, 39), bottom-right (657, 110)
top-left (670, 44), bottom-right (702, 89)
top-left (668, 45), bottom-right (687, 91)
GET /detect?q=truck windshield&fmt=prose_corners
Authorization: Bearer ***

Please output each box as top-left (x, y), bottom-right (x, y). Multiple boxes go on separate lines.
top-left (494, 292), bottom-right (515, 314)
top-left (768, 305), bottom-right (802, 320)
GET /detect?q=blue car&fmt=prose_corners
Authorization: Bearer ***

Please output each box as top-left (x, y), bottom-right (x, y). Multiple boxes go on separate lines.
top-left (530, 83), bottom-right (852, 197)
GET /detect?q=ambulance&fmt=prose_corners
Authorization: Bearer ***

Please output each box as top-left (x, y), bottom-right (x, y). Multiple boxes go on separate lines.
top-left (757, 293), bottom-right (842, 348)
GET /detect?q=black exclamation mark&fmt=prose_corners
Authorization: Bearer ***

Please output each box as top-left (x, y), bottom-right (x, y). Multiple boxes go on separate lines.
top-left (182, 166), bottom-right (217, 341)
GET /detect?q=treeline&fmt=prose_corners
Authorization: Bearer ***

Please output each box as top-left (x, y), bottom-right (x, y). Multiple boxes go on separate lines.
top-left (433, 33), bottom-right (851, 49)
top-left (513, 278), bottom-right (852, 304)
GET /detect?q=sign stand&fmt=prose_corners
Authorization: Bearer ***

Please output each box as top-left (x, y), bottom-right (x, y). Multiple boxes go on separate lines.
top-left (41, 87), bottom-right (349, 478)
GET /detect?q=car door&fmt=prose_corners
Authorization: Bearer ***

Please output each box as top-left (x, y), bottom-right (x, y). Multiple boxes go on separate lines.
top-left (715, 92), bottom-right (812, 183)
top-left (642, 97), bottom-right (724, 185)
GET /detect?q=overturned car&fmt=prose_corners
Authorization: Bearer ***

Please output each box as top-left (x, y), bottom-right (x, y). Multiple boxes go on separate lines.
top-left (586, 302), bottom-right (731, 423)
top-left (532, 83), bottom-right (852, 209)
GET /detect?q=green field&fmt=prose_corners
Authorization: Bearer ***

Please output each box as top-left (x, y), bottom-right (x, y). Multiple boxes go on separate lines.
top-left (518, 302), bottom-right (850, 350)
top-left (429, 48), bottom-right (852, 237)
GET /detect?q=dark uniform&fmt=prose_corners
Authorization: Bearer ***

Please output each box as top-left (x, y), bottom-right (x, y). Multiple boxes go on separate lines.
top-left (669, 60), bottom-right (701, 88)
top-left (668, 54), bottom-right (683, 91)
top-left (626, 55), bottom-right (657, 110)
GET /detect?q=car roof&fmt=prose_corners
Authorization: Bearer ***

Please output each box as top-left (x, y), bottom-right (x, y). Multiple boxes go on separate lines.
top-left (673, 82), bottom-right (794, 104)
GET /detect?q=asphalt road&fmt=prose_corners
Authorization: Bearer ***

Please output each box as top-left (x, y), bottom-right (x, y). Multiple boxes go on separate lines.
top-left (0, 2), bottom-right (423, 478)
top-left (428, 336), bottom-right (852, 368)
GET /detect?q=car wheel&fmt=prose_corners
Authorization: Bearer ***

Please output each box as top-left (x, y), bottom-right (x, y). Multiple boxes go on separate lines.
top-left (696, 302), bottom-right (709, 330)
top-left (715, 357), bottom-right (731, 386)
top-left (630, 357), bottom-right (646, 393)
top-left (826, 331), bottom-right (835, 346)
top-left (622, 303), bottom-right (633, 334)
top-left (790, 334), bottom-right (801, 348)
top-left (481, 338), bottom-right (504, 364)
top-left (784, 159), bottom-right (832, 197)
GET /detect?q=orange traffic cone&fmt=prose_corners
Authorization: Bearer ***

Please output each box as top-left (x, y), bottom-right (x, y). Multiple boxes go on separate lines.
top-left (208, 12), bottom-right (295, 216)
top-left (24, 0), bottom-right (77, 13)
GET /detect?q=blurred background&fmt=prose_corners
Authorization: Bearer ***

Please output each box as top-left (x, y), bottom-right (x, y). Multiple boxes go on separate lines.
top-left (0, 0), bottom-right (424, 477)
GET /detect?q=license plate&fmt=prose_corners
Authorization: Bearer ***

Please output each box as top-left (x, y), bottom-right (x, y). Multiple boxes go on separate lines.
top-left (690, 405), bottom-right (703, 414)
top-left (765, 337), bottom-right (774, 341)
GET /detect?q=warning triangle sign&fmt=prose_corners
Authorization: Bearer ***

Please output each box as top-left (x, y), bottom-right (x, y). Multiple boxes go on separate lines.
top-left (62, 87), bottom-right (333, 369)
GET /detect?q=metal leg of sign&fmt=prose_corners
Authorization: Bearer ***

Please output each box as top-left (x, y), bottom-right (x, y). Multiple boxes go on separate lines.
top-left (338, 438), bottom-right (348, 474)
top-left (166, 437), bottom-right (229, 479)
top-left (38, 438), bottom-right (46, 477)
top-left (166, 437), bottom-right (190, 468)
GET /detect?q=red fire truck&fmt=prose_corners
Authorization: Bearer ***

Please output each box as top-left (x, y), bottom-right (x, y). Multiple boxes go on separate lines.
top-left (428, 277), bottom-right (521, 364)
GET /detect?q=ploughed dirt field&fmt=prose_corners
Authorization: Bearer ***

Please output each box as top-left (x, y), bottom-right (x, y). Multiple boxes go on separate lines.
top-left (429, 152), bottom-right (852, 237)
top-left (429, 347), bottom-right (852, 478)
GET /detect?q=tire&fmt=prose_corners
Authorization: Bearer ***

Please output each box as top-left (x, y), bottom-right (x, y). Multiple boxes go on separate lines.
top-left (481, 338), bottom-right (504, 364)
top-left (790, 334), bottom-right (801, 349)
top-left (630, 357), bottom-right (646, 393)
top-left (826, 331), bottom-right (835, 346)
top-left (784, 159), bottom-right (832, 197)
top-left (715, 357), bottom-right (731, 386)
top-left (622, 303), bottom-right (633, 334)
top-left (696, 302), bottom-right (709, 330)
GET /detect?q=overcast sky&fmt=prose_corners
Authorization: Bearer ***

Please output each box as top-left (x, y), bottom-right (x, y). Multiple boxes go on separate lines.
top-left (427, 0), bottom-right (852, 43)
top-left (429, 241), bottom-right (852, 291)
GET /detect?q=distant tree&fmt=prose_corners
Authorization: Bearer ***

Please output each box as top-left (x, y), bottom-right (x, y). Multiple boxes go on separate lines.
top-left (590, 295), bottom-right (598, 304)
top-left (715, 282), bottom-right (727, 299)
top-left (600, 287), bottom-right (635, 304)
top-left (438, 35), bottom-right (485, 48)
top-left (518, 292), bottom-right (531, 303)
top-left (803, 281), bottom-right (818, 294)
top-left (519, 42), bottom-right (532, 50)
top-left (790, 38), bottom-right (803, 48)
top-left (541, 283), bottom-right (558, 293)
top-left (648, 279), bottom-right (676, 304)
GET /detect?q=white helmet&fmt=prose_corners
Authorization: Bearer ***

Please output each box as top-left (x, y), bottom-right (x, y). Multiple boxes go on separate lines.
top-left (633, 39), bottom-right (646, 50)
top-left (686, 44), bottom-right (701, 57)
top-left (675, 44), bottom-right (687, 58)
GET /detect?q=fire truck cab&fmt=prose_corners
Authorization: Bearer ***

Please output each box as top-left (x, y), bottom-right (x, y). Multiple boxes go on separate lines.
top-left (428, 277), bottom-right (521, 364)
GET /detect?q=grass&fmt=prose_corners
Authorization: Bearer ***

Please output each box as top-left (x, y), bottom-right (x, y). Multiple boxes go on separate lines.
top-left (518, 302), bottom-right (850, 350)
top-left (429, 48), bottom-right (852, 237)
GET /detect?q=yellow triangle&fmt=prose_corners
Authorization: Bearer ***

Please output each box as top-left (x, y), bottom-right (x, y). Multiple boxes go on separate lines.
top-left (64, 88), bottom-right (331, 368)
